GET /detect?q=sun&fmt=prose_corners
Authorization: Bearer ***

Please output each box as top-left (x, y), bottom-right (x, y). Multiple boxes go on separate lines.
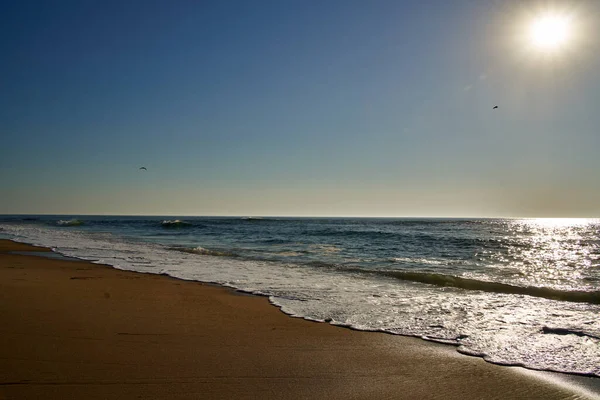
top-left (529, 13), bottom-right (571, 51)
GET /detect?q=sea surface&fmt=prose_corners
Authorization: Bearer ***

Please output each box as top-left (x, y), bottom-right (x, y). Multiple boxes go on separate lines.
top-left (1, 215), bottom-right (599, 377)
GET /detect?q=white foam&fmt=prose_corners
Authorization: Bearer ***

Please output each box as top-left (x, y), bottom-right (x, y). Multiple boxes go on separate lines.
top-left (391, 256), bottom-right (447, 265)
top-left (57, 219), bottom-right (84, 226)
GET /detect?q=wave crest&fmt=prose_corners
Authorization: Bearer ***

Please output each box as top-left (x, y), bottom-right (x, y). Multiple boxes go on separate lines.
top-left (377, 270), bottom-right (600, 305)
top-left (160, 220), bottom-right (192, 228)
top-left (170, 246), bottom-right (236, 257)
top-left (298, 262), bottom-right (600, 305)
top-left (57, 219), bottom-right (84, 226)
top-left (390, 257), bottom-right (447, 265)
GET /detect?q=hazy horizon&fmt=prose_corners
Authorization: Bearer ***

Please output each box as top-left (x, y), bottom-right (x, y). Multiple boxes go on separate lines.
top-left (2, 1), bottom-right (600, 218)
top-left (2, 213), bottom-right (598, 221)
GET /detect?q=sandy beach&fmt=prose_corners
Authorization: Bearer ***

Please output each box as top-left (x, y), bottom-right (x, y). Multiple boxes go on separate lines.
top-left (0, 239), bottom-right (596, 400)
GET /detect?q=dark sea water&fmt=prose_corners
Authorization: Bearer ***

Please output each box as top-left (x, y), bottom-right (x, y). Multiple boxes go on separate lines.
top-left (1, 215), bottom-right (599, 378)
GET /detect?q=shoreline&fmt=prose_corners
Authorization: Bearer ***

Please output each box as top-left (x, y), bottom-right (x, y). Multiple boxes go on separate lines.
top-left (1, 239), bottom-right (598, 399)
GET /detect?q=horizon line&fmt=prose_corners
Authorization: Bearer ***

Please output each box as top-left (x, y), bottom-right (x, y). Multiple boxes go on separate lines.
top-left (1, 213), bottom-right (598, 220)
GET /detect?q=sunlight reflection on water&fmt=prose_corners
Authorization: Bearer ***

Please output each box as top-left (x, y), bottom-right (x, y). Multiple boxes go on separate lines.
top-left (472, 219), bottom-right (599, 291)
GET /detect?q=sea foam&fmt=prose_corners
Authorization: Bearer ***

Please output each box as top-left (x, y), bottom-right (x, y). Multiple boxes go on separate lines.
top-left (160, 219), bottom-right (192, 228)
top-left (57, 219), bottom-right (84, 226)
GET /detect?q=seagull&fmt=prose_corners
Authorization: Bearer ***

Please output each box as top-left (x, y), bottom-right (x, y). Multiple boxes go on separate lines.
top-left (493, 106), bottom-right (499, 109)
top-left (139, 167), bottom-right (147, 171)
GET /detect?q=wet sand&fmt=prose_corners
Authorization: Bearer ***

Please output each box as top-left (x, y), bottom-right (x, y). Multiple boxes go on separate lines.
top-left (0, 239), bottom-right (596, 399)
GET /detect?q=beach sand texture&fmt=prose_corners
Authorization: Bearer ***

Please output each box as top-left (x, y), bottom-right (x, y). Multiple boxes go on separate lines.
top-left (0, 240), bottom-right (593, 399)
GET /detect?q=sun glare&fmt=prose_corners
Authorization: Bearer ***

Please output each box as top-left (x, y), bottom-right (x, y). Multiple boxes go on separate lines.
top-left (527, 218), bottom-right (593, 228)
top-left (529, 13), bottom-right (571, 51)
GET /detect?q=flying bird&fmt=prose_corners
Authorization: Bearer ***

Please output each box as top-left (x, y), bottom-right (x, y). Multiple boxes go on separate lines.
top-left (493, 106), bottom-right (499, 109)
top-left (139, 167), bottom-right (147, 171)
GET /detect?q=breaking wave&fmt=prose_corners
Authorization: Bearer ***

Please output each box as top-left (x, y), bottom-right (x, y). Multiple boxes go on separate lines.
top-left (57, 219), bottom-right (84, 226)
top-left (374, 270), bottom-right (600, 305)
top-left (160, 220), bottom-right (192, 228)
top-left (169, 246), bottom-right (237, 257)
top-left (289, 260), bottom-right (600, 305)
top-left (163, 242), bottom-right (600, 305)
top-left (390, 257), bottom-right (447, 265)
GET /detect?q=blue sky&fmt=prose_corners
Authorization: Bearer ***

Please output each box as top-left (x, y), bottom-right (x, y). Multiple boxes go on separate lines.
top-left (2, 0), bottom-right (600, 217)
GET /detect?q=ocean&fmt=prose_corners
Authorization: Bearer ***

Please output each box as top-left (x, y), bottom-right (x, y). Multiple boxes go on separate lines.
top-left (1, 215), bottom-right (599, 377)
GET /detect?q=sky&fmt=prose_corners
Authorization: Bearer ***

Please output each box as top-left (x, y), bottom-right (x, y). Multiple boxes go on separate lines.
top-left (1, 0), bottom-right (600, 217)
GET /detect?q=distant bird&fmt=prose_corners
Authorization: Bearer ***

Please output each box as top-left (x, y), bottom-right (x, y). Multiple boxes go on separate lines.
top-left (493, 105), bottom-right (499, 109)
top-left (139, 167), bottom-right (147, 171)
